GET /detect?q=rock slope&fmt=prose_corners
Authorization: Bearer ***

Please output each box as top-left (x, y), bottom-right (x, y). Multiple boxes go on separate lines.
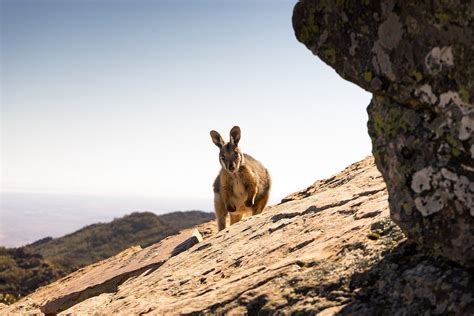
top-left (3, 156), bottom-right (473, 314)
top-left (293, 0), bottom-right (474, 267)
top-left (0, 211), bottom-right (215, 302)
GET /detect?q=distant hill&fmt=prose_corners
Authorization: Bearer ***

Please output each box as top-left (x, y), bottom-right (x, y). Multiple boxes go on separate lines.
top-left (0, 211), bottom-right (214, 303)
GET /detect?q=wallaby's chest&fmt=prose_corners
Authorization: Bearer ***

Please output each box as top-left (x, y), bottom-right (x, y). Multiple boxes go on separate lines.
top-left (231, 177), bottom-right (246, 199)
top-left (229, 176), bottom-right (248, 212)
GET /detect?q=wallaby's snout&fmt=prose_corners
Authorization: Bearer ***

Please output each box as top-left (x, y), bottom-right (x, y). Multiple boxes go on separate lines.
top-left (219, 146), bottom-right (242, 174)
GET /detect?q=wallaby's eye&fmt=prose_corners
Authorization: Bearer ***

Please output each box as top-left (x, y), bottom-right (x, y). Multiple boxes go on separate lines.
top-left (220, 154), bottom-right (225, 160)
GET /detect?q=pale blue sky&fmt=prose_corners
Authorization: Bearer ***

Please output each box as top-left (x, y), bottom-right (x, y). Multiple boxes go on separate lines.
top-left (1, 0), bottom-right (372, 205)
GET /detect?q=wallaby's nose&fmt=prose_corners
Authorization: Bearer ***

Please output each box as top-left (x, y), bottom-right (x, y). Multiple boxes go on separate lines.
top-left (228, 164), bottom-right (235, 171)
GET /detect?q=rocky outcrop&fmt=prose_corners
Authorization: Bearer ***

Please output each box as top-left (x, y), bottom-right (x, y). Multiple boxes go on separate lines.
top-left (2, 229), bottom-right (203, 315)
top-left (2, 157), bottom-right (473, 314)
top-left (293, 0), bottom-right (474, 267)
top-left (0, 211), bottom-right (215, 302)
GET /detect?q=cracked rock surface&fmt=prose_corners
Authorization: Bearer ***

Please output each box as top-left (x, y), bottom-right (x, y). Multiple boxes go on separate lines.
top-left (3, 157), bottom-right (473, 314)
top-left (293, 0), bottom-right (474, 267)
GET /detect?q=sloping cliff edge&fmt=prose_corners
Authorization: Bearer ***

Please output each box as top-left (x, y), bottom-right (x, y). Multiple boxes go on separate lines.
top-left (2, 157), bottom-right (473, 315)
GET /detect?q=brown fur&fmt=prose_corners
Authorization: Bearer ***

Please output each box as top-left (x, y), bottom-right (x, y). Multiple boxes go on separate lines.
top-left (210, 126), bottom-right (271, 231)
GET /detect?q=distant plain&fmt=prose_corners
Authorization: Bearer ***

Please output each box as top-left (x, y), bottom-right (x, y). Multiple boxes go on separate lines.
top-left (0, 192), bottom-right (212, 247)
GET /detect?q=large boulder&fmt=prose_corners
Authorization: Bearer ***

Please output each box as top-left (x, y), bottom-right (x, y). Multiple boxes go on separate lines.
top-left (293, 0), bottom-right (474, 266)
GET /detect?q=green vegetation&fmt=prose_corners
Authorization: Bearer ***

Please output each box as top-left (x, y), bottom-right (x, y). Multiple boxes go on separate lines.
top-left (0, 211), bottom-right (214, 304)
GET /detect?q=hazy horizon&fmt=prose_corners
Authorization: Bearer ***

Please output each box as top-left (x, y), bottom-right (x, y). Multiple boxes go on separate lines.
top-left (1, 191), bottom-right (214, 247)
top-left (2, 0), bottom-right (372, 245)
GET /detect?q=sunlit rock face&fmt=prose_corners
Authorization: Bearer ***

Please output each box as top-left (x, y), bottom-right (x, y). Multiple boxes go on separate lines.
top-left (293, 0), bottom-right (474, 267)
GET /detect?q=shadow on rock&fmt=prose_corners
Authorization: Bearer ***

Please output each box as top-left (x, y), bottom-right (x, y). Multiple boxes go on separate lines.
top-left (336, 241), bottom-right (474, 315)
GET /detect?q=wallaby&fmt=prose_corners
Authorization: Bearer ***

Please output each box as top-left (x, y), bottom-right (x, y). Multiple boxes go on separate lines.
top-left (210, 126), bottom-right (271, 231)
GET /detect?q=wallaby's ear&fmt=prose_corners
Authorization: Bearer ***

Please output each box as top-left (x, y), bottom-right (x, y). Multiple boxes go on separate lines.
top-left (230, 126), bottom-right (241, 145)
top-left (210, 130), bottom-right (225, 148)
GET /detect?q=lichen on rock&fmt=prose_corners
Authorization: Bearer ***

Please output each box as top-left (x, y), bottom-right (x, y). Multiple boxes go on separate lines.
top-left (293, 0), bottom-right (474, 267)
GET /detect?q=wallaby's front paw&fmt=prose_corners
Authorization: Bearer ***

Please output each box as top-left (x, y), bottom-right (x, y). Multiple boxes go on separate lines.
top-left (226, 203), bottom-right (236, 212)
top-left (245, 199), bottom-right (254, 208)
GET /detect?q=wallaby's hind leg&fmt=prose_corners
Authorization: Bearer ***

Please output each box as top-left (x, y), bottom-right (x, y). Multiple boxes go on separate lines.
top-left (229, 213), bottom-right (243, 225)
top-left (252, 191), bottom-right (269, 216)
top-left (214, 194), bottom-right (227, 231)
